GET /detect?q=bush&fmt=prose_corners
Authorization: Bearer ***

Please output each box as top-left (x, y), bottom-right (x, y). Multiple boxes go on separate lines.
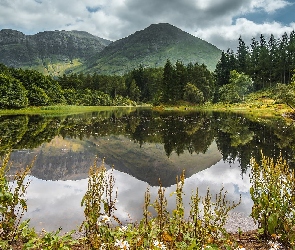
top-left (250, 154), bottom-right (295, 246)
top-left (0, 74), bottom-right (28, 109)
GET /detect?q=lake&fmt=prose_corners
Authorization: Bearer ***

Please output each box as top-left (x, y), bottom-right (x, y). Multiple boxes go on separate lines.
top-left (2, 108), bottom-right (294, 233)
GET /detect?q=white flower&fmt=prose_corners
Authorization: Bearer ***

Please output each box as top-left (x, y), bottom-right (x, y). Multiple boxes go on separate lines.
top-left (153, 240), bottom-right (166, 250)
top-left (101, 215), bottom-right (111, 224)
top-left (119, 225), bottom-right (128, 232)
top-left (268, 240), bottom-right (282, 250)
top-left (202, 246), bottom-right (212, 250)
top-left (99, 243), bottom-right (106, 250)
top-left (114, 239), bottom-right (130, 249)
top-left (0, 228), bottom-right (3, 234)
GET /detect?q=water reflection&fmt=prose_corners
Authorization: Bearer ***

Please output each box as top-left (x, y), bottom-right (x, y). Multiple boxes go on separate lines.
top-left (2, 109), bottom-right (295, 232)
top-left (23, 159), bottom-right (252, 233)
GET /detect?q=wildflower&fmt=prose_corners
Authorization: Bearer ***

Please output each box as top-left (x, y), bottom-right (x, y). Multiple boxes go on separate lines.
top-left (201, 246), bottom-right (211, 250)
top-left (0, 228), bottom-right (3, 234)
top-left (235, 246), bottom-right (246, 250)
top-left (114, 239), bottom-right (130, 249)
top-left (268, 240), bottom-right (282, 250)
top-left (153, 240), bottom-right (167, 250)
top-left (101, 215), bottom-right (111, 224)
top-left (119, 225), bottom-right (128, 232)
top-left (99, 243), bottom-right (106, 250)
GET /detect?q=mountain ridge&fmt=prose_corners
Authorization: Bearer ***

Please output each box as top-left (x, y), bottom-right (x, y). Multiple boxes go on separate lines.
top-left (0, 23), bottom-right (221, 75)
top-left (0, 28), bottom-right (111, 75)
top-left (82, 23), bottom-right (221, 74)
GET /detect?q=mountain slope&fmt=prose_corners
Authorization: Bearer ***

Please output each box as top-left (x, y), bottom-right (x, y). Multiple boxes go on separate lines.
top-left (82, 23), bottom-right (221, 74)
top-left (0, 23), bottom-right (221, 76)
top-left (0, 29), bottom-right (111, 76)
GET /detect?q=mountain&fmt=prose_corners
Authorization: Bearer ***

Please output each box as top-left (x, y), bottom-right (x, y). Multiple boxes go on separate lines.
top-left (81, 23), bottom-right (221, 74)
top-left (8, 135), bottom-right (222, 187)
top-left (0, 23), bottom-right (221, 76)
top-left (0, 29), bottom-right (111, 76)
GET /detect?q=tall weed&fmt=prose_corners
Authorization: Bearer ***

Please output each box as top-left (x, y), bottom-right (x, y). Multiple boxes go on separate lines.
top-left (250, 154), bottom-right (295, 246)
top-left (0, 153), bottom-right (32, 246)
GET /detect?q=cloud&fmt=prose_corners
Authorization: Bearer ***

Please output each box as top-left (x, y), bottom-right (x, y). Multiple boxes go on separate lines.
top-left (195, 18), bottom-right (295, 51)
top-left (249, 0), bottom-right (292, 13)
top-left (0, 0), bottom-right (294, 51)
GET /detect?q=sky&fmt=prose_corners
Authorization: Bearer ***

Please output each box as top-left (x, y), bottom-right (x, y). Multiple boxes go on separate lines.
top-left (0, 0), bottom-right (294, 51)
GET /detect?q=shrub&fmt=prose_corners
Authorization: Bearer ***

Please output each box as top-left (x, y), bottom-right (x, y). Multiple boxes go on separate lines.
top-left (0, 153), bottom-right (32, 246)
top-left (250, 154), bottom-right (295, 246)
top-left (0, 74), bottom-right (28, 109)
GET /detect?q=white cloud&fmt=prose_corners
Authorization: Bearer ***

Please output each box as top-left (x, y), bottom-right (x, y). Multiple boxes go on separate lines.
top-left (0, 0), bottom-right (294, 51)
top-left (249, 0), bottom-right (292, 13)
top-left (194, 18), bottom-right (295, 51)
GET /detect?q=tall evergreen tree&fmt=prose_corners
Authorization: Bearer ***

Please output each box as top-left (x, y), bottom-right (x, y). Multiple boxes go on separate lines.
top-left (278, 32), bottom-right (288, 84)
top-left (214, 51), bottom-right (232, 87)
top-left (236, 36), bottom-right (248, 73)
top-left (267, 34), bottom-right (278, 87)
top-left (257, 34), bottom-right (270, 89)
top-left (287, 31), bottom-right (295, 83)
top-left (162, 59), bottom-right (175, 102)
top-left (174, 60), bottom-right (187, 101)
top-left (249, 37), bottom-right (260, 89)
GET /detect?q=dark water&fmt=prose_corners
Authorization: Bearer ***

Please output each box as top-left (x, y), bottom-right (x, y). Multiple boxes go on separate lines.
top-left (2, 108), bottom-right (294, 232)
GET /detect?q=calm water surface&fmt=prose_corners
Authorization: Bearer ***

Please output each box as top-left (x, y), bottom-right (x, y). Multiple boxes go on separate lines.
top-left (2, 108), bottom-right (294, 232)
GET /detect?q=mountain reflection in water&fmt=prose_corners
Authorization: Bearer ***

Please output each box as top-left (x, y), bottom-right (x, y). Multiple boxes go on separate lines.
top-left (3, 109), bottom-right (295, 233)
top-left (22, 159), bottom-right (252, 233)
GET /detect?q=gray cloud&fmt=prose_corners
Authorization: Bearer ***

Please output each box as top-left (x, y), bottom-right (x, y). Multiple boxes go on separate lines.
top-left (0, 0), bottom-right (293, 50)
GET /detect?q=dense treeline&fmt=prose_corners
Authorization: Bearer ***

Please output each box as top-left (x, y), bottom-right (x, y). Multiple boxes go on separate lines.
top-left (0, 64), bottom-right (134, 109)
top-left (215, 31), bottom-right (295, 90)
top-left (1, 30), bottom-right (295, 109)
top-left (58, 60), bottom-right (214, 105)
top-left (0, 60), bottom-right (214, 109)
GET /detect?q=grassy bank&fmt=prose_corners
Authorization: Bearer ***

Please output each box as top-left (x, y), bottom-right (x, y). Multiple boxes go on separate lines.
top-left (153, 90), bottom-right (293, 119)
top-left (0, 105), bottom-right (138, 116)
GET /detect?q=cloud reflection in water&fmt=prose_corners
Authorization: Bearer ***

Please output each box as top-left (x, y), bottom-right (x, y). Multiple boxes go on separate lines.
top-left (23, 159), bottom-right (253, 233)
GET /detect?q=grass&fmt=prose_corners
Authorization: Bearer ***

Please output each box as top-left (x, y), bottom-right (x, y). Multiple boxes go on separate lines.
top-left (0, 105), bottom-right (137, 116)
top-left (153, 89), bottom-right (293, 119)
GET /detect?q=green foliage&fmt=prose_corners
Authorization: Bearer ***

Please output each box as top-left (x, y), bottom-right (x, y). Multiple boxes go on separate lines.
top-left (0, 153), bottom-right (32, 245)
top-left (218, 83), bottom-right (241, 103)
top-left (183, 82), bottom-right (205, 104)
top-left (0, 73), bottom-right (28, 109)
top-left (218, 70), bottom-right (253, 103)
top-left (250, 154), bottom-right (295, 246)
top-left (27, 85), bottom-right (50, 106)
top-left (274, 72), bottom-right (295, 110)
top-left (0, 154), bottom-right (78, 249)
top-left (80, 159), bottom-right (120, 248)
top-left (215, 31), bottom-right (295, 91)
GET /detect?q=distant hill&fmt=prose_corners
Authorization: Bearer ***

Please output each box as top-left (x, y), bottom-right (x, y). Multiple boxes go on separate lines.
top-left (0, 23), bottom-right (221, 75)
top-left (0, 29), bottom-right (111, 76)
top-left (81, 23), bottom-right (221, 74)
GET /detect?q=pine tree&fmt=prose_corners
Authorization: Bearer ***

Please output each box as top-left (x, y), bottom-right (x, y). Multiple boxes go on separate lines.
top-left (236, 36), bottom-right (248, 73)
top-left (162, 59), bottom-right (175, 102)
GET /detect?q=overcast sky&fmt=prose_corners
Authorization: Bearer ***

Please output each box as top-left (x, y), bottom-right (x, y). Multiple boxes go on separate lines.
top-left (0, 0), bottom-right (294, 51)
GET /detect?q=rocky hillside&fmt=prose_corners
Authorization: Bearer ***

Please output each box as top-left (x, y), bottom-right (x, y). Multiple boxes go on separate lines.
top-left (0, 29), bottom-right (111, 75)
top-left (81, 23), bottom-right (221, 74)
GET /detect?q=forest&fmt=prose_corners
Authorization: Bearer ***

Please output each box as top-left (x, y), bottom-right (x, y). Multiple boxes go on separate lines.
top-left (0, 31), bottom-right (295, 109)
